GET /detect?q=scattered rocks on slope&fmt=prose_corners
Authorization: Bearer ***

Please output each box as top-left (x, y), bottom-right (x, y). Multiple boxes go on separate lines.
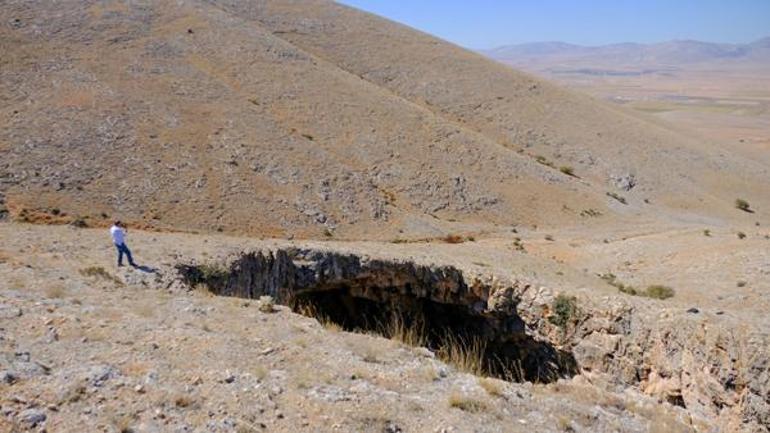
top-left (19, 408), bottom-right (47, 428)
top-left (611, 173), bottom-right (637, 191)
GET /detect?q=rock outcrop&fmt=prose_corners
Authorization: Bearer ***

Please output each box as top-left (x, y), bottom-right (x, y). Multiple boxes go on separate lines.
top-left (178, 247), bottom-right (770, 431)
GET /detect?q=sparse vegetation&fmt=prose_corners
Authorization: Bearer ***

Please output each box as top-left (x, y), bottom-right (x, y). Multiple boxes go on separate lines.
top-left (257, 295), bottom-right (277, 313)
top-left (478, 377), bottom-right (505, 397)
top-left (737, 231), bottom-right (746, 239)
top-left (549, 294), bottom-right (579, 328)
top-left (600, 273), bottom-right (675, 299)
top-left (45, 283), bottom-right (67, 299)
top-left (448, 390), bottom-right (488, 413)
top-left (735, 198), bottom-right (752, 212)
top-left (644, 285), bottom-right (675, 300)
top-left (703, 229), bottom-right (711, 237)
top-left (383, 311), bottom-right (427, 347)
top-left (580, 208), bottom-right (602, 217)
top-left (443, 234), bottom-right (466, 244)
top-left (535, 155), bottom-right (555, 168)
top-left (559, 166), bottom-right (576, 176)
top-left (437, 333), bottom-right (487, 376)
top-left (606, 192), bottom-right (627, 205)
top-left (557, 416), bottom-right (576, 432)
top-left (545, 234), bottom-right (555, 241)
top-left (79, 266), bottom-right (123, 286)
top-left (173, 394), bottom-right (195, 408)
top-left (737, 281), bottom-right (747, 288)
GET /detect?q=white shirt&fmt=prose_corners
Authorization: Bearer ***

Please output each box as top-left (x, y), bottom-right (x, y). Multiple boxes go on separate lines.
top-left (110, 225), bottom-right (125, 245)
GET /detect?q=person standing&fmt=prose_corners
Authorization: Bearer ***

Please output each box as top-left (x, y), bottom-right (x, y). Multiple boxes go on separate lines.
top-left (110, 221), bottom-right (137, 267)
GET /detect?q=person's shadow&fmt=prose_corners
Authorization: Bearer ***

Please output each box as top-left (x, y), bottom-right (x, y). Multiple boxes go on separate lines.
top-left (133, 264), bottom-right (158, 274)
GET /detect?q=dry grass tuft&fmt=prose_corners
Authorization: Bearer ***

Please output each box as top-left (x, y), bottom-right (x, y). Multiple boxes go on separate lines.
top-left (448, 390), bottom-right (488, 413)
top-left (478, 377), bottom-right (505, 397)
top-left (557, 416), bottom-right (575, 432)
top-left (45, 283), bottom-right (67, 299)
top-left (383, 312), bottom-right (427, 347)
top-left (174, 394), bottom-right (196, 408)
top-left (437, 334), bottom-right (487, 376)
top-left (257, 295), bottom-right (277, 313)
top-left (294, 302), bottom-right (343, 332)
top-left (251, 365), bottom-right (268, 381)
top-left (79, 266), bottom-right (123, 286)
top-left (110, 413), bottom-right (135, 433)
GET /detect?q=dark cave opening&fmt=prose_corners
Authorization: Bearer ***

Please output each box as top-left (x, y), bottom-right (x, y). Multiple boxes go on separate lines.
top-left (176, 251), bottom-right (578, 384)
top-left (290, 285), bottom-right (577, 383)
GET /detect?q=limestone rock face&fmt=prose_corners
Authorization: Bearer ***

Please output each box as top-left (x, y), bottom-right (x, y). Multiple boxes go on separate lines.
top-left (177, 246), bottom-right (770, 431)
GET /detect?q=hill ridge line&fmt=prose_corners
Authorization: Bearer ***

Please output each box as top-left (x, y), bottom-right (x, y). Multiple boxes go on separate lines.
top-left (199, 0), bottom-right (592, 189)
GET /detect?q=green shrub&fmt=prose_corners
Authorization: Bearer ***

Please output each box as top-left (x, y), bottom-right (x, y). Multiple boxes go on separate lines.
top-left (737, 231), bottom-right (746, 240)
top-left (535, 155), bottom-right (555, 168)
top-left (644, 285), bottom-right (675, 300)
top-left (549, 294), bottom-right (579, 328)
top-left (735, 198), bottom-right (751, 212)
top-left (606, 192), bottom-right (627, 205)
top-left (559, 166), bottom-right (575, 176)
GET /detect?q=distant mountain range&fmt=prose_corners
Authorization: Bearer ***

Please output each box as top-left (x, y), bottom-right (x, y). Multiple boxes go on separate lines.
top-left (483, 37), bottom-right (770, 69)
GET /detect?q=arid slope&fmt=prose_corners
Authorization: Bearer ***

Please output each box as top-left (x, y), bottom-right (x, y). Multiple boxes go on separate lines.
top-left (1, 0), bottom-right (766, 240)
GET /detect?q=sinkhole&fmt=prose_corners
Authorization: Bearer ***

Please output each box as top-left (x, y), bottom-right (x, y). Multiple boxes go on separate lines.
top-left (177, 249), bottom-right (577, 383)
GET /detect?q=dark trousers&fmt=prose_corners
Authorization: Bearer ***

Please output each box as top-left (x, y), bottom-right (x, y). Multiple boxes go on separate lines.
top-left (115, 243), bottom-right (136, 266)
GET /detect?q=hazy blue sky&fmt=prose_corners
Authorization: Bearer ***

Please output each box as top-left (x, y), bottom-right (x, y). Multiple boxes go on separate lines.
top-left (336, 0), bottom-right (770, 49)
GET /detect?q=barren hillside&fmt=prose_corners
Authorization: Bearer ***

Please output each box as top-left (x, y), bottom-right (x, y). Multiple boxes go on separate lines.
top-left (1, 2), bottom-right (769, 431)
top-left (1, 0), bottom-right (766, 240)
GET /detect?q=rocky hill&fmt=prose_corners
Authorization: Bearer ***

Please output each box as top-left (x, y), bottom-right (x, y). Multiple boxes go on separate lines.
top-left (2, 0), bottom-right (767, 240)
top-left (1, 2), bottom-right (769, 432)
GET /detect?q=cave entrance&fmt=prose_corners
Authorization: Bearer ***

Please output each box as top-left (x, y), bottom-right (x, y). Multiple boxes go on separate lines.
top-left (176, 250), bottom-right (578, 384)
top-left (290, 286), bottom-right (576, 383)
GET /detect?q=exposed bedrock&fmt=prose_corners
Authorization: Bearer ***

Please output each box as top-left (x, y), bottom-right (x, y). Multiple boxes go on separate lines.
top-left (176, 248), bottom-right (769, 431)
top-left (177, 249), bottom-right (577, 383)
